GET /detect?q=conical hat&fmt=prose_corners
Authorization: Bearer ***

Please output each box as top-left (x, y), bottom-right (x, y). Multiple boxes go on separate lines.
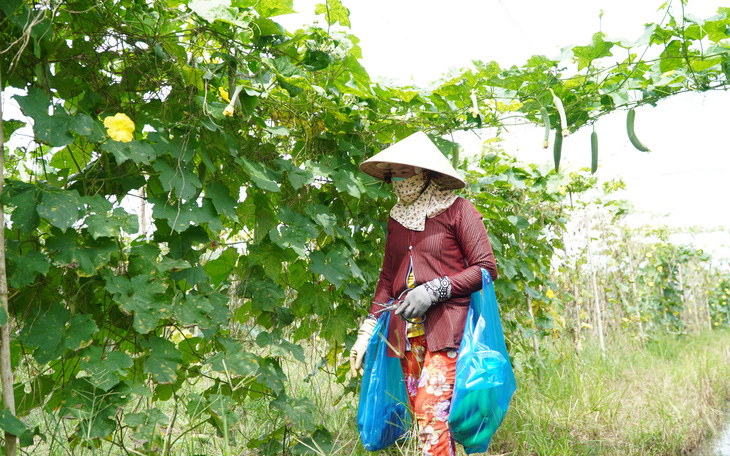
top-left (359, 132), bottom-right (466, 189)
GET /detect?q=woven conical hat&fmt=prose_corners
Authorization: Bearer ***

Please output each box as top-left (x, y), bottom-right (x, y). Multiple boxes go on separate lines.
top-left (359, 132), bottom-right (466, 189)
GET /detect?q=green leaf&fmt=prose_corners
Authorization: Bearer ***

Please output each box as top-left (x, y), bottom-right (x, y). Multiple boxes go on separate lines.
top-left (292, 282), bottom-right (330, 318)
top-left (208, 394), bottom-right (240, 429)
top-left (45, 230), bottom-right (117, 277)
top-left (103, 271), bottom-right (169, 334)
top-left (144, 336), bottom-right (183, 384)
top-left (507, 215), bottom-right (530, 230)
top-left (256, 331), bottom-right (305, 362)
top-left (270, 393), bottom-right (316, 432)
top-left (660, 40), bottom-right (684, 73)
top-left (0, 408), bottom-right (34, 446)
top-left (332, 169), bottom-right (365, 198)
top-left (239, 157), bottom-right (281, 192)
top-left (205, 181), bottom-right (238, 218)
top-left (244, 267), bottom-right (285, 312)
top-left (204, 248), bottom-right (239, 285)
top-left (572, 32), bottom-right (614, 70)
top-left (124, 408), bottom-right (169, 445)
top-left (86, 207), bottom-right (139, 239)
top-left (6, 247), bottom-right (50, 289)
top-left (37, 188), bottom-right (81, 232)
top-left (255, 0), bottom-right (295, 17)
top-left (174, 292), bottom-right (214, 327)
top-left (207, 339), bottom-right (259, 377)
top-left (310, 249), bottom-right (348, 289)
top-left (50, 145), bottom-right (93, 172)
top-left (18, 304), bottom-right (97, 364)
top-left (2, 180), bottom-right (40, 234)
top-left (148, 194), bottom-right (198, 233)
top-left (2, 119), bottom-right (25, 143)
top-left (153, 157), bottom-right (202, 200)
top-left (170, 265), bottom-right (208, 287)
top-left (295, 427), bottom-right (335, 455)
top-left (247, 241), bottom-right (290, 280)
top-left (189, 0), bottom-right (252, 27)
top-left (81, 347), bottom-right (133, 391)
top-left (257, 357), bottom-right (286, 394)
top-left (264, 125), bottom-right (290, 136)
top-left (102, 140), bottom-right (156, 165)
top-left (306, 203), bottom-right (336, 237)
top-left (501, 258), bottom-right (518, 280)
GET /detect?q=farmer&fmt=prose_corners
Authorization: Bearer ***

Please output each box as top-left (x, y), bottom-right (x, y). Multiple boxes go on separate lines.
top-left (350, 131), bottom-right (499, 456)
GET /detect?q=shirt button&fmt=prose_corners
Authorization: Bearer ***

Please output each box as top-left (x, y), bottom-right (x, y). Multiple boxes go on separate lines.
top-left (409, 245), bottom-right (413, 250)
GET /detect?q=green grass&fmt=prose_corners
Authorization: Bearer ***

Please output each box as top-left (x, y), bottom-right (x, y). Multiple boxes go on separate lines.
top-left (16, 329), bottom-right (730, 456)
top-left (485, 330), bottom-right (730, 456)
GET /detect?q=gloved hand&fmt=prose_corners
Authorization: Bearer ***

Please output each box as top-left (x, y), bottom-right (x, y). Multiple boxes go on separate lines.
top-left (349, 318), bottom-right (377, 377)
top-left (395, 276), bottom-right (452, 320)
top-left (394, 285), bottom-right (432, 320)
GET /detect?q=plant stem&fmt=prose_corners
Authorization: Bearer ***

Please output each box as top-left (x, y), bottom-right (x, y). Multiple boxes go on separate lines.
top-left (0, 60), bottom-right (18, 456)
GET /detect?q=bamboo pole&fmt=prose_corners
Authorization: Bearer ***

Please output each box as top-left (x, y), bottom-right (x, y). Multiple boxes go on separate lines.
top-left (585, 215), bottom-right (605, 354)
top-left (526, 293), bottom-right (540, 358)
top-left (0, 64), bottom-right (19, 456)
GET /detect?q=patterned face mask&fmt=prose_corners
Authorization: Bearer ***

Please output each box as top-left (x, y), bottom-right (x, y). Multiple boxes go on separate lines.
top-left (390, 172), bottom-right (458, 231)
top-left (392, 173), bottom-right (428, 205)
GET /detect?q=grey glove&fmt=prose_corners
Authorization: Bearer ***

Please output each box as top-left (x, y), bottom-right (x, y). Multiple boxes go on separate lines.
top-left (395, 276), bottom-right (452, 320)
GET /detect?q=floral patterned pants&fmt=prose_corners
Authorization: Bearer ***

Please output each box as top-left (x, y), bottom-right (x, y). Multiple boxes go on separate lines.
top-left (400, 335), bottom-right (458, 456)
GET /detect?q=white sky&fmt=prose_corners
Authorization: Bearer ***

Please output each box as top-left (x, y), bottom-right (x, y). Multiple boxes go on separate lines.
top-left (279, 0), bottom-right (730, 262)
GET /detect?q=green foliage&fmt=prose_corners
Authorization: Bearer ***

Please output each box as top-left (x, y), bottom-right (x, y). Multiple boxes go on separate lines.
top-left (1, 0), bottom-right (730, 453)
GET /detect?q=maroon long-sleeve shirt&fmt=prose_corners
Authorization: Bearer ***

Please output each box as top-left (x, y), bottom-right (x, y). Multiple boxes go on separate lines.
top-left (369, 197), bottom-right (498, 357)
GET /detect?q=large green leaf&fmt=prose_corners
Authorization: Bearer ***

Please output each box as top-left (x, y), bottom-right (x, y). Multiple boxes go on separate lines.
top-left (86, 207), bottom-right (139, 239)
top-left (153, 157), bottom-right (202, 200)
top-left (205, 181), bottom-right (238, 218)
top-left (239, 157), bottom-right (281, 192)
top-left (37, 188), bottom-right (81, 232)
top-left (45, 230), bottom-right (117, 277)
top-left (102, 140), bottom-right (156, 165)
top-left (81, 346), bottom-right (133, 391)
top-left (144, 336), bottom-right (183, 384)
top-left (6, 246), bottom-right (50, 289)
top-left (310, 249), bottom-right (348, 289)
top-left (103, 271), bottom-right (169, 334)
top-left (572, 32), bottom-right (614, 70)
top-left (18, 304), bottom-right (98, 364)
top-left (2, 180), bottom-right (40, 234)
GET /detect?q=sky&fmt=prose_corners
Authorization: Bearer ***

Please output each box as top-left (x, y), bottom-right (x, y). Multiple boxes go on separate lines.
top-left (278, 0), bottom-right (730, 262)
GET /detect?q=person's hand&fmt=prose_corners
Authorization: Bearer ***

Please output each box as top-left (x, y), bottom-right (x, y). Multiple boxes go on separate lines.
top-left (394, 285), bottom-right (432, 320)
top-left (349, 318), bottom-right (377, 377)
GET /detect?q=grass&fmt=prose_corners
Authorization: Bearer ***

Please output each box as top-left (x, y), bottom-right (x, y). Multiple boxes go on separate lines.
top-left (486, 329), bottom-right (730, 456)
top-left (14, 329), bottom-right (730, 456)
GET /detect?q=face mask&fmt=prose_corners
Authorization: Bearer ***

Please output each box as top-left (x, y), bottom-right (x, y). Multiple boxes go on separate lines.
top-left (393, 173), bottom-right (428, 204)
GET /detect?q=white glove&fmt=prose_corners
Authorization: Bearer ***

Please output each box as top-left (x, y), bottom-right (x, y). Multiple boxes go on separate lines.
top-left (349, 318), bottom-right (377, 377)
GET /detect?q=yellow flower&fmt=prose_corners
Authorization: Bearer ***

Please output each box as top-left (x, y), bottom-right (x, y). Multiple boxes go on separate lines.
top-left (558, 186), bottom-right (567, 195)
top-left (104, 113), bottom-right (135, 142)
top-left (223, 105), bottom-right (234, 117)
top-left (546, 289), bottom-right (555, 299)
top-left (219, 86), bottom-right (230, 102)
top-left (657, 266), bottom-right (663, 272)
top-left (646, 252), bottom-right (652, 258)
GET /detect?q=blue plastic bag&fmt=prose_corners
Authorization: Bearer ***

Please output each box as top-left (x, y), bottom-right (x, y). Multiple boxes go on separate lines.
top-left (357, 310), bottom-right (412, 451)
top-left (448, 269), bottom-right (516, 454)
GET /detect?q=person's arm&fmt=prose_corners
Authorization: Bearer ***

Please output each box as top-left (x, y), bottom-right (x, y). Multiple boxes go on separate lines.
top-left (448, 200), bottom-right (498, 297)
